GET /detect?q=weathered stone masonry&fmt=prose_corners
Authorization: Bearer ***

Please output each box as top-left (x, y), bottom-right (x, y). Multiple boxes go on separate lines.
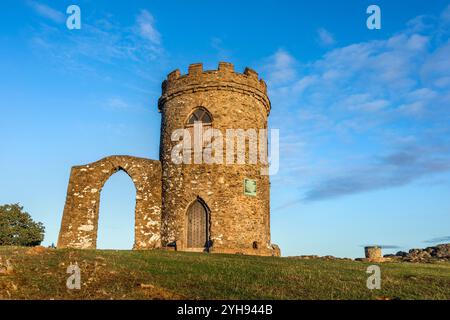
top-left (58, 62), bottom-right (280, 256)
top-left (57, 156), bottom-right (162, 249)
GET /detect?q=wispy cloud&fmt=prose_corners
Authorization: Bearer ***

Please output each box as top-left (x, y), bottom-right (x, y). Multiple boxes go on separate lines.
top-left (317, 28), bottom-right (336, 46)
top-left (28, 0), bottom-right (65, 23)
top-left (305, 145), bottom-right (450, 201)
top-left (211, 37), bottom-right (232, 60)
top-left (441, 4), bottom-right (450, 23)
top-left (136, 10), bottom-right (161, 45)
top-left (424, 236), bottom-right (450, 244)
top-left (28, 8), bottom-right (165, 77)
top-left (106, 97), bottom-right (130, 110)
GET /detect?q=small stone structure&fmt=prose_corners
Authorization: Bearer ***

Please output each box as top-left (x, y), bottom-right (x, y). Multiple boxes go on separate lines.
top-left (58, 62), bottom-right (280, 256)
top-left (364, 246), bottom-right (383, 262)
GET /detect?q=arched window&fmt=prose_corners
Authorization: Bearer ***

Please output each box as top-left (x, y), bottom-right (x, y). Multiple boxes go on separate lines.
top-left (185, 108), bottom-right (213, 156)
top-left (186, 107), bottom-right (212, 126)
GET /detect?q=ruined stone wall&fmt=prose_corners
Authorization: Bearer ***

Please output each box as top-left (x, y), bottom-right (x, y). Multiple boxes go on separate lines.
top-left (57, 156), bottom-right (162, 249)
top-left (159, 62), bottom-right (277, 256)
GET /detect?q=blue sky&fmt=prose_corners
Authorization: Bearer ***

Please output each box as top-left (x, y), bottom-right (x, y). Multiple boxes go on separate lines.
top-left (0, 0), bottom-right (449, 257)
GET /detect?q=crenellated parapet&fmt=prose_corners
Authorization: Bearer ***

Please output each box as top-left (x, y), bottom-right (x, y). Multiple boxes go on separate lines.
top-left (158, 62), bottom-right (271, 115)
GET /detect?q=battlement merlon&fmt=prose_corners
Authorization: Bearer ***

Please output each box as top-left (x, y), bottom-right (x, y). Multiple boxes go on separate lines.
top-left (158, 62), bottom-right (271, 115)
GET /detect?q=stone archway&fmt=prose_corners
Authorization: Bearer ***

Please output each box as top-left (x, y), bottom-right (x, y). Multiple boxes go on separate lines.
top-left (57, 156), bottom-right (162, 250)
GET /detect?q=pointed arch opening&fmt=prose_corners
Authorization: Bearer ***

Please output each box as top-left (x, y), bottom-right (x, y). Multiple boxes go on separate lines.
top-left (97, 169), bottom-right (136, 249)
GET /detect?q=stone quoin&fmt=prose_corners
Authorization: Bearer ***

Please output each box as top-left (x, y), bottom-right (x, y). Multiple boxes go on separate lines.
top-left (57, 62), bottom-right (280, 256)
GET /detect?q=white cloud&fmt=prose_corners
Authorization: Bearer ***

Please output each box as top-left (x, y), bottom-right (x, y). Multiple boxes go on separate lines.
top-left (397, 101), bottom-right (424, 116)
top-left (291, 76), bottom-right (318, 95)
top-left (342, 94), bottom-right (390, 112)
top-left (28, 1), bottom-right (65, 23)
top-left (263, 49), bottom-right (298, 85)
top-left (407, 88), bottom-right (437, 101)
top-left (421, 42), bottom-right (450, 88)
top-left (317, 28), bottom-right (336, 46)
top-left (136, 10), bottom-right (161, 45)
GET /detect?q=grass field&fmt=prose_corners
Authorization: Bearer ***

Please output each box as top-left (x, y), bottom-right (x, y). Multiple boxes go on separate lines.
top-left (0, 246), bottom-right (449, 300)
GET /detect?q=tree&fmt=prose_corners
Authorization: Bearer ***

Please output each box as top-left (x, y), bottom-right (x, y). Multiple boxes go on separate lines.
top-left (0, 204), bottom-right (45, 246)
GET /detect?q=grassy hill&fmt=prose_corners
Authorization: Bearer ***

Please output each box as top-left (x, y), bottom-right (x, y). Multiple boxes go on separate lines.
top-left (0, 246), bottom-right (449, 300)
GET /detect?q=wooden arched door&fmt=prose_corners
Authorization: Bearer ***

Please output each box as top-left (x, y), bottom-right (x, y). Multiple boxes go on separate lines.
top-left (186, 200), bottom-right (208, 248)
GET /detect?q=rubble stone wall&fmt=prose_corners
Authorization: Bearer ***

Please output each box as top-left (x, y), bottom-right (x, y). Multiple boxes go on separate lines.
top-left (57, 156), bottom-right (162, 249)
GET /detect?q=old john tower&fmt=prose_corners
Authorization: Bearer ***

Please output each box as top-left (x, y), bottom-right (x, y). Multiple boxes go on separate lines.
top-left (58, 62), bottom-right (280, 256)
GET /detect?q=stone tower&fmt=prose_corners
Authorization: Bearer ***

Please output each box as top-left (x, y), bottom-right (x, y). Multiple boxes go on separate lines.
top-left (158, 62), bottom-right (278, 256)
